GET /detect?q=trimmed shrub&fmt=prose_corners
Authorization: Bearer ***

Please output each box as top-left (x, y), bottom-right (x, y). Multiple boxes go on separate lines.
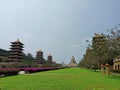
top-left (0, 68), bottom-right (19, 77)
top-left (20, 67), bottom-right (61, 73)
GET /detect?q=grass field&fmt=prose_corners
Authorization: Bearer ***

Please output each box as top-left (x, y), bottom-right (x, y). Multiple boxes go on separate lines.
top-left (0, 68), bottom-right (120, 90)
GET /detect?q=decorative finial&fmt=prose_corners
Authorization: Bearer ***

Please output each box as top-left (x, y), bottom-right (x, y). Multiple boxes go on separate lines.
top-left (16, 39), bottom-right (20, 42)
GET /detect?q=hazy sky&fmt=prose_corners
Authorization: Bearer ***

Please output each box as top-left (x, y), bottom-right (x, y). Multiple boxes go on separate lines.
top-left (0, 0), bottom-right (120, 64)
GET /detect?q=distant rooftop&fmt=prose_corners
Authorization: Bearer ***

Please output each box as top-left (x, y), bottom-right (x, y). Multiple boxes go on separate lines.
top-left (114, 57), bottom-right (120, 62)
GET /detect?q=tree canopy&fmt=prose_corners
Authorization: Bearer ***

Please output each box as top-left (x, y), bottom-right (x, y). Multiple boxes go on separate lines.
top-left (79, 25), bottom-right (120, 68)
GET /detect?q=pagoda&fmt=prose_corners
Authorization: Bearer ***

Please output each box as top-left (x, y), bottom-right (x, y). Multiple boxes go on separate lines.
top-left (92, 33), bottom-right (106, 49)
top-left (8, 39), bottom-right (24, 62)
top-left (35, 49), bottom-right (45, 65)
top-left (47, 54), bottom-right (53, 66)
top-left (68, 56), bottom-right (77, 67)
top-left (47, 54), bottom-right (53, 64)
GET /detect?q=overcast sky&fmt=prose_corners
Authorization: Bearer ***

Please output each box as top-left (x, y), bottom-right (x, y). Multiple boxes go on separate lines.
top-left (0, 0), bottom-right (120, 64)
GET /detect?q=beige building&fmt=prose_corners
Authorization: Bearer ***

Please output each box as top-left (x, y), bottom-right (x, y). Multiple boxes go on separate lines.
top-left (113, 58), bottom-right (120, 70)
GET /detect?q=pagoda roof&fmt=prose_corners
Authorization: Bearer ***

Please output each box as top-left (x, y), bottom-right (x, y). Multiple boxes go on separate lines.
top-left (94, 33), bottom-right (105, 38)
top-left (37, 49), bottom-right (43, 52)
top-left (11, 39), bottom-right (24, 45)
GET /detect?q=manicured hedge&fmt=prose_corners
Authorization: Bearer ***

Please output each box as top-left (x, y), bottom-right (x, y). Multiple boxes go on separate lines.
top-left (0, 67), bottom-right (65, 77)
top-left (20, 67), bottom-right (61, 73)
top-left (0, 68), bottom-right (19, 77)
top-left (112, 70), bottom-right (120, 73)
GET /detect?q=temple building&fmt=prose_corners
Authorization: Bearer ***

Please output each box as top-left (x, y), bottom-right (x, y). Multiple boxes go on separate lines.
top-left (84, 47), bottom-right (93, 57)
top-left (68, 56), bottom-right (77, 67)
top-left (47, 54), bottom-right (53, 65)
top-left (35, 49), bottom-right (45, 65)
top-left (92, 33), bottom-right (107, 66)
top-left (113, 57), bottom-right (120, 71)
top-left (8, 39), bottom-right (24, 62)
top-left (92, 33), bottom-right (106, 49)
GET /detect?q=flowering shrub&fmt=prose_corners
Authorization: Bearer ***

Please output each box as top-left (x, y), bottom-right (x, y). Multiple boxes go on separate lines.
top-left (20, 67), bottom-right (60, 73)
top-left (0, 67), bottom-right (62, 77)
top-left (0, 68), bottom-right (19, 77)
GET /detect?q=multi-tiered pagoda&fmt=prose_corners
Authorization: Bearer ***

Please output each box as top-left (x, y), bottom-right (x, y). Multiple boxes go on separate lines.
top-left (35, 49), bottom-right (45, 65)
top-left (47, 54), bottom-right (53, 64)
top-left (68, 56), bottom-right (77, 67)
top-left (47, 54), bottom-right (53, 66)
top-left (8, 39), bottom-right (24, 62)
top-left (92, 33), bottom-right (106, 49)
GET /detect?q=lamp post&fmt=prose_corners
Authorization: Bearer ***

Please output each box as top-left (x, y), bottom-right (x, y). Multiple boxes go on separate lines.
top-left (101, 64), bottom-right (105, 74)
top-left (106, 63), bottom-right (110, 75)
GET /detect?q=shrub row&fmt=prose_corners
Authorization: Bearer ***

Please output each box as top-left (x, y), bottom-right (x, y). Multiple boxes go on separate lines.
top-left (112, 70), bottom-right (120, 73)
top-left (20, 67), bottom-right (61, 73)
top-left (0, 68), bottom-right (19, 77)
top-left (0, 67), bottom-right (65, 77)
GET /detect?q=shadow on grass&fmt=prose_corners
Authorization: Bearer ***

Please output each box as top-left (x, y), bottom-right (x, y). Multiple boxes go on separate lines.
top-left (108, 75), bottom-right (120, 80)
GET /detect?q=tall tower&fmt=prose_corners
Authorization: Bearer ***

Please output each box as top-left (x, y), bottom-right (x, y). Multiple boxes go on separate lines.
top-left (8, 39), bottom-right (24, 62)
top-left (36, 49), bottom-right (44, 65)
top-left (47, 54), bottom-right (53, 64)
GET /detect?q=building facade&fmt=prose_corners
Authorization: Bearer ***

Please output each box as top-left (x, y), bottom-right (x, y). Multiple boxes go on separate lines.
top-left (113, 58), bottom-right (120, 71)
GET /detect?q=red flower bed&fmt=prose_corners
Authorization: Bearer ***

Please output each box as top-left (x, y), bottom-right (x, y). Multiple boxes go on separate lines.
top-left (20, 67), bottom-right (60, 73)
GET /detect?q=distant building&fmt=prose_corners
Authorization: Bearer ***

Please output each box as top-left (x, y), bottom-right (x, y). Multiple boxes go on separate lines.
top-left (68, 56), bottom-right (77, 67)
top-left (92, 33), bottom-right (107, 66)
top-left (8, 39), bottom-right (24, 62)
top-left (62, 61), bottom-right (66, 67)
top-left (47, 54), bottom-right (53, 64)
top-left (84, 47), bottom-right (93, 57)
top-left (113, 57), bottom-right (120, 71)
top-left (92, 33), bottom-right (106, 49)
top-left (35, 49), bottom-right (45, 66)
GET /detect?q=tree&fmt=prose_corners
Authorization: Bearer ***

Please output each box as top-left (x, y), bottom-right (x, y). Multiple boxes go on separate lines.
top-left (79, 33), bottom-right (113, 68)
top-left (23, 53), bottom-right (34, 61)
top-left (105, 25), bottom-right (120, 64)
top-left (79, 24), bottom-right (120, 68)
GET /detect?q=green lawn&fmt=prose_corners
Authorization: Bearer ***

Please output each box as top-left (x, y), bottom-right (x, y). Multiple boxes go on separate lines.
top-left (0, 68), bottom-right (120, 90)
